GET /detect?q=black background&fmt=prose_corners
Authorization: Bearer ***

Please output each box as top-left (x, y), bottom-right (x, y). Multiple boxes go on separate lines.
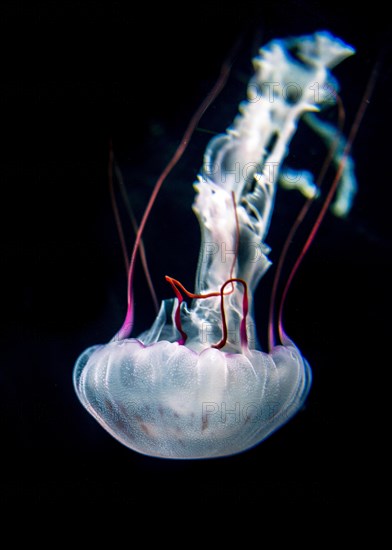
top-left (2, 0), bottom-right (390, 516)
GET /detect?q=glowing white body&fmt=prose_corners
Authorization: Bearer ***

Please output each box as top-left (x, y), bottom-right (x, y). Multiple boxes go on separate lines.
top-left (74, 31), bottom-right (355, 458)
top-left (74, 339), bottom-right (310, 458)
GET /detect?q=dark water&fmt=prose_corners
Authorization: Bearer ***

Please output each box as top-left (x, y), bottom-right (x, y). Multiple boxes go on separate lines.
top-left (2, 1), bottom-right (390, 514)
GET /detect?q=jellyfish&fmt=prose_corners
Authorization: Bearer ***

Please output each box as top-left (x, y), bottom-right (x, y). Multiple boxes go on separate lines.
top-left (73, 31), bottom-right (358, 459)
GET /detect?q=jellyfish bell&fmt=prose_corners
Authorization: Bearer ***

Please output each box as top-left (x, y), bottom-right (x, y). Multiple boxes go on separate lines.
top-left (73, 31), bottom-right (358, 459)
top-left (74, 334), bottom-right (311, 459)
